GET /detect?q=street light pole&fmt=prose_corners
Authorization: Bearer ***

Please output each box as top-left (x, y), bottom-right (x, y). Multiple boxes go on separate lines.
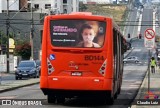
top-left (30, 0), bottom-right (34, 60)
top-left (6, 0), bottom-right (10, 73)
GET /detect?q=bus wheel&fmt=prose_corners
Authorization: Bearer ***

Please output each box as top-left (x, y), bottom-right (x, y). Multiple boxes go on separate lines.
top-left (105, 97), bottom-right (114, 105)
top-left (117, 86), bottom-right (121, 94)
top-left (114, 91), bottom-right (118, 99)
top-left (118, 76), bottom-right (122, 94)
top-left (56, 96), bottom-right (65, 104)
top-left (47, 95), bottom-right (56, 103)
top-left (103, 93), bottom-right (114, 105)
top-left (117, 81), bottom-right (122, 94)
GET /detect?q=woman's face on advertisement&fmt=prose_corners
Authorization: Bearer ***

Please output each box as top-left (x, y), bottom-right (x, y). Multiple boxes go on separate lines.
top-left (82, 28), bottom-right (95, 43)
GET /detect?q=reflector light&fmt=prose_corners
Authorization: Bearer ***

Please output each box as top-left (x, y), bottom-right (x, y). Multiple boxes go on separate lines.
top-left (99, 59), bottom-right (107, 76)
top-left (48, 65), bottom-right (52, 68)
top-left (101, 67), bottom-right (105, 70)
top-left (47, 58), bottom-right (54, 75)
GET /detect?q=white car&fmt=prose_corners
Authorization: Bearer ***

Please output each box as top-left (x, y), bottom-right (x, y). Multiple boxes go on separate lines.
top-left (123, 56), bottom-right (140, 63)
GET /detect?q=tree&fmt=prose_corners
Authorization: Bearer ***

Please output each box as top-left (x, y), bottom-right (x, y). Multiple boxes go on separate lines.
top-left (79, 2), bottom-right (87, 12)
top-left (14, 42), bottom-right (31, 60)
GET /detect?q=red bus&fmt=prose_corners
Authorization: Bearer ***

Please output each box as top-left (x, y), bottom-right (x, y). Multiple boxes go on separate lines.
top-left (40, 12), bottom-right (126, 104)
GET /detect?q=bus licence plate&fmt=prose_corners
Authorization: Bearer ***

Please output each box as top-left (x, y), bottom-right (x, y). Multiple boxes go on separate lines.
top-left (71, 72), bottom-right (82, 76)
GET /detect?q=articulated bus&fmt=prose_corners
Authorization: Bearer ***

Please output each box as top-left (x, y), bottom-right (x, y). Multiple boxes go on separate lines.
top-left (40, 12), bottom-right (127, 104)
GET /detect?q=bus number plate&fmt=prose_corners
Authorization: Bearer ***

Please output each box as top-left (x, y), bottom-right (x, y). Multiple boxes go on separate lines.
top-left (71, 72), bottom-right (82, 76)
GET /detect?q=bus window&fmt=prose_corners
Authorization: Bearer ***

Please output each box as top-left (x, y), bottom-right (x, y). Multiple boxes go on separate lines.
top-left (50, 20), bottom-right (106, 48)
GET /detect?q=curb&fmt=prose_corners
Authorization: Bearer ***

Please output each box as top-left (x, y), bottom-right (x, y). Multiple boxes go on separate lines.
top-left (135, 70), bottom-right (148, 99)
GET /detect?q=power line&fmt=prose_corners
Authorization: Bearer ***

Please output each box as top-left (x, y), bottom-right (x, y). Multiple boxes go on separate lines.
top-left (10, 25), bottom-right (31, 33)
top-left (9, 0), bottom-right (18, 8)
top-left (11, 2), bottom-right (28, 19)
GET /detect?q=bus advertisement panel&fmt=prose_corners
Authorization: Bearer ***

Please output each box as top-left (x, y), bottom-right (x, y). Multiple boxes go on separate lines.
top-left (50, 20), bottom-right (106, 48)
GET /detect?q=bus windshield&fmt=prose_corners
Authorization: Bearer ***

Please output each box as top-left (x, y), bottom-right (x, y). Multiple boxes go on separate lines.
top-left (50, 20), bottom-right (106, 48)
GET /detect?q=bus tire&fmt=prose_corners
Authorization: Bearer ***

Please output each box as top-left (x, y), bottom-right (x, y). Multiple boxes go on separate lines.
top-left (118, 76), bottom-right (122, 94)
top-left (103, 92), bottom-right (114, 105)
top-left (105, 97), bottom-right (114, 105)
top-left (47, 95), bottom-right (56, 103)
top-left (109, 97), bottom-right (114, 105)
top-left (117, 86), bottom-right (121, 94)
top-left (114, 91), bottom-right (118, 99)
top-left (56, 96), bottom-right (65, 104)
top-left (57, 96), bottom-right (65, 104)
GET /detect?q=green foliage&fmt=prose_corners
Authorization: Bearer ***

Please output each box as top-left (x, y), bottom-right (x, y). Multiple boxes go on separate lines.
top-left (0, 31), bottom-right (7, 45)
top-left (15, 42), bottom-right (31, 60)
top-left (79, 2), bottom-right (87, 11)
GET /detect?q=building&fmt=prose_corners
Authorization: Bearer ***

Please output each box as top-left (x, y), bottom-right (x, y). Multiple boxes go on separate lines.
top-left (28, 0), bottom-right (79, 14)
top-left (0, 0), bottom-right (79, 14)
top-left (0, 0), bottom-right (19, 13)
top-left (19, 0), bottom-right (28, 11)
top-left (81, 0), bottom-right (113, 4)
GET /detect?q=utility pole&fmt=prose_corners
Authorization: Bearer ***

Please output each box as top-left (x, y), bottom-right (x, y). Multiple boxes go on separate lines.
top-left (30, 0), bottom-right (34, 60)
top-left (0, 31), bottom-right (2, 55)
top-left (6, 0), bottom-right (10, 73)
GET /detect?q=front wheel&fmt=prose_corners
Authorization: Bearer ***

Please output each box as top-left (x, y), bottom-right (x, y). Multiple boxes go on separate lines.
top-left (36, 72), bottom-right (39, 78)
top-left (15, 76), bottom-right (18, 80)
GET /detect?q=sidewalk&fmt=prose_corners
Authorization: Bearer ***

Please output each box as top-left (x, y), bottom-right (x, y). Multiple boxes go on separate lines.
top-left (0, 75), bottom-right (39, 93)
top-left (131, 67), bottom-right (160, 108)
